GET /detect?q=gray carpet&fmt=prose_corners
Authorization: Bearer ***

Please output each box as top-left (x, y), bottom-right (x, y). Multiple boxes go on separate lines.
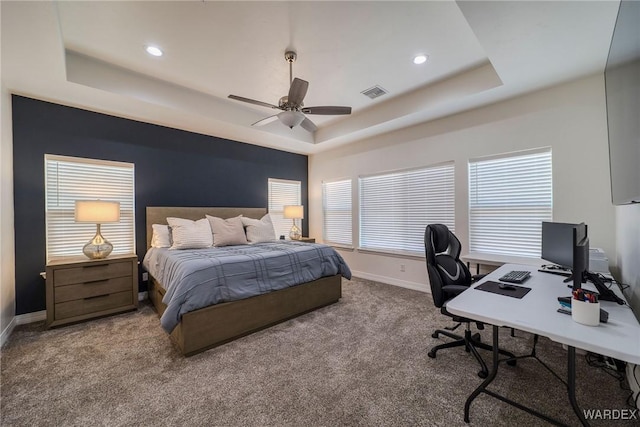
top-left (0, 278), bottom-right (634, 426)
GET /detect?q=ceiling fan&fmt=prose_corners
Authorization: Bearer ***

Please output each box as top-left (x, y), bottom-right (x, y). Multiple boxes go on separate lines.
top-left (228, 51), bottom-right (352, 133)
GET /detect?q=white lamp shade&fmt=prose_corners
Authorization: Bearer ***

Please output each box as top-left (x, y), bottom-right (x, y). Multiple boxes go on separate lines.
top-left (283, 205), bottom-right (304, 219)
top-left (75, 200), bottom-right (121, 223)
top-left (278, 111), bottom-right (305, 129)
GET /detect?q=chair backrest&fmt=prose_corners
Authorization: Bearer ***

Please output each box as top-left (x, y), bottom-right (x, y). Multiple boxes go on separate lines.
top-left (424, 224), bottom-right (472, 307)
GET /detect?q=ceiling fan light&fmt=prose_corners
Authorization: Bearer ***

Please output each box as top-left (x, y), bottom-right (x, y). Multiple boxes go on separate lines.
top-left (145, 45), bottom-right (163, 57)
top-left (413, 54), bottom-right (428, 65)
top-left (278, 111), bottom-right (305, 129)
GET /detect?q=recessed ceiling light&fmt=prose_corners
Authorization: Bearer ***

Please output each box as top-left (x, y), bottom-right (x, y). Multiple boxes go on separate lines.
top-left (413, 54), bottom-right (428, 65)
top-left (145, 46), bottom-right (163, 57)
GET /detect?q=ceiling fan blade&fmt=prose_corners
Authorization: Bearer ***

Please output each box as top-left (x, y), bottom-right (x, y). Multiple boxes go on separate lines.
top-left (251, 115), bottom-right (279, 127)
top-left (228, 95), bottom-right (279, 110)
top-left (288, 78), bottom-right (309, 106)
top-left (301, 106), bottom-right (352, 115)
top-left (300, 117), bottom-right (318, 133)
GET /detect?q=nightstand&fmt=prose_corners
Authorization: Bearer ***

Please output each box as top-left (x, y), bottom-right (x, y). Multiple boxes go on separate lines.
top-left (298, 237), bottom-right (316, 243)
top-left (45, 254), bottom-right (138, 328)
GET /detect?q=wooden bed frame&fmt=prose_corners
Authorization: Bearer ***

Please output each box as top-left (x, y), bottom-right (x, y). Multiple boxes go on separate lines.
top-left (145, 207), bottom-right (342, 356)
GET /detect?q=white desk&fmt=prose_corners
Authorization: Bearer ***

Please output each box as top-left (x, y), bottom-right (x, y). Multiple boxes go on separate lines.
top-left (461, 252), bottom-right (543, 274)
top-left (447, 264), bottom-right (640, 426)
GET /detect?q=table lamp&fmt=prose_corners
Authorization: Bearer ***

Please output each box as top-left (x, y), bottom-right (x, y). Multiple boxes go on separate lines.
top-left (283, 205), bottom-right (303, 240)
top-left (75, 200), bottom-right (120, 259)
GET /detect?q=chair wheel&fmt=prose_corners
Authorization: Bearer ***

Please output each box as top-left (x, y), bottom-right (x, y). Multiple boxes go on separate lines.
top-left (428, 351), bottom-right (436, 359)
top-left (478, 370), bottom-right (488, 379)
top-left (432, 332), bottom-right (439, 338)
top-left (507, 359), bottom-right (517, 367)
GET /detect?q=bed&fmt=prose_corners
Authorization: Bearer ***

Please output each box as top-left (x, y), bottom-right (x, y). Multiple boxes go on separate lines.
top-left (144, 207), bottom-right (348, 356)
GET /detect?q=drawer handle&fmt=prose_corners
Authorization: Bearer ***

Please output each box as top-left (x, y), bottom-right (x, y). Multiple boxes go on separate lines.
top-left (84, 294), bottom-right (110, 300)
top-left (83, 263), bottom-right (109, 269)
top-left (84, 279), bottom-right (109, 285)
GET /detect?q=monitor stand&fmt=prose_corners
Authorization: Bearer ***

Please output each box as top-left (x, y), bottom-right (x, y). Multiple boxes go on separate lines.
top-left (583, 271), bottom-right (625, 305)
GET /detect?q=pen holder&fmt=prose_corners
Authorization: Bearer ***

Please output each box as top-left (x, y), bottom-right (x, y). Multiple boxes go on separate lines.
top-left (571, 299), bottom-right (600, 326)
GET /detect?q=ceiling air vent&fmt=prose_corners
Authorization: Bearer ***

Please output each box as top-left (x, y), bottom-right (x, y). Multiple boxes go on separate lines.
top-left (361, 85), bottom-right (388, 100)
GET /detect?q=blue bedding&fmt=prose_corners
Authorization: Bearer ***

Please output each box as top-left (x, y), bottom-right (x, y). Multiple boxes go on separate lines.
top-left (143, 241), bottom-right (351, 332)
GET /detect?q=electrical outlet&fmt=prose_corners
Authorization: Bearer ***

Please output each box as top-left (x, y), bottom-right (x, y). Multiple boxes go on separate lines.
top-left (400, 264), bottom-right (405, 272)
top-left (142, 272), bottom-right (149, 281)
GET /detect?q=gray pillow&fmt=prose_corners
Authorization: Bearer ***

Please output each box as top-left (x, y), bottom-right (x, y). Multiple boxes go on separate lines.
top-left (241, 214), bottom-right (276, 243)
top-left (206, 215), bottom-right (248, 247)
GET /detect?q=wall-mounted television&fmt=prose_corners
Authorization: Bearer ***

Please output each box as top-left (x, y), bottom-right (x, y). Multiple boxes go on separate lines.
top-left (604, 0), bottom-right (640, 205)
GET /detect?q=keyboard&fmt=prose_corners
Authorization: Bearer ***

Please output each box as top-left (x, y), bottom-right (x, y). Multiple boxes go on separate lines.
top-left (499, 270), bottom-right (531, 284)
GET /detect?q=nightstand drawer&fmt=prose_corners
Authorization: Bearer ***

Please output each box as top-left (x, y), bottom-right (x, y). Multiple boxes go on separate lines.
top-left (54, 276), bottom-right (133, 303)
top-left (53, 261), bottom-right (132, 286)
top-left (55, 290), bottom-right (133, 320)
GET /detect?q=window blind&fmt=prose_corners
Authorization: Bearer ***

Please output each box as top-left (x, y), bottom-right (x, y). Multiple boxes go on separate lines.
top-left (359, 163), bottom-right (455, 256)
top-left (268, 178), bottom-right (302, 238)
top-left (468, 149), bottom-right (552, 258)
top-left (322, 179), bottom-right (352, 247)
top-left (45, 154), bottom-right (135, 262)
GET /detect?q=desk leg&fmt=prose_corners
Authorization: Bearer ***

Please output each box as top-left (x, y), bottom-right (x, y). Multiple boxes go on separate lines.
top-left (567, 346), bottom-right (589, 426)
top-left (464, 325), bottom-right (499, 422)
top-left (466, 261), bottom-right (480, 275)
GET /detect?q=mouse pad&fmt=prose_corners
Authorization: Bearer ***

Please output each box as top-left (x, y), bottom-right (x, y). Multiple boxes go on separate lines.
top-left (475, 281), bottom-right (531, 299)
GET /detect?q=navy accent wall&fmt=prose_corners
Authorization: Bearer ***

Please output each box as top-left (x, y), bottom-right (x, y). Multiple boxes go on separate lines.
top-left (12, 95), bottom-right (308, 315)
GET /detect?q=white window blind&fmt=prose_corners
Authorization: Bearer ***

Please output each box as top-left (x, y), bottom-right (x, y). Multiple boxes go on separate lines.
top-left (322, 179), bottom-right (352, 247)
top-left (268, 178), bottom-right (302, 238)
top-left (45, 154), bottom-right (135, 262)
top-left (359, 163), bottom-right (455, 256)
top-left (468, 149), bottom-right (552, 258)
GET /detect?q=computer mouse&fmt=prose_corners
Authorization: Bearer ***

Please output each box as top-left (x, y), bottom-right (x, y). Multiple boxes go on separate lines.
top-left (499, 283), bottom-right (516, 291)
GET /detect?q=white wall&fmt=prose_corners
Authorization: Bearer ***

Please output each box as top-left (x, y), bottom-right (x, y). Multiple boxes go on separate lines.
top-left (309, 74), bottom-right (615, 292)
top-left (615, 203), bottom-right (640, 319)
top-left (1, 1), bottom-right (17, 345)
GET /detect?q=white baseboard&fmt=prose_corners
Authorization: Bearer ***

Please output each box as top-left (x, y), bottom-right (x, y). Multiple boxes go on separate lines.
top-left (138, 291), bottom-right (148, 301)
top-left (351, 270), bottom-right (430, 294)
top-left (0, 316), bottom-right (17, 348)
top-left (1, 310), bottom-right (46, 349)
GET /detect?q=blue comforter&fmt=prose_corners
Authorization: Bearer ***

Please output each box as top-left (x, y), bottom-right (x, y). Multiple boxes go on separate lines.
top-left (143, 241), bottom-right (351, 332)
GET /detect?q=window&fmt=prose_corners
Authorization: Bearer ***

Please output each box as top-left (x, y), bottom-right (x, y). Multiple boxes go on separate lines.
top-left (359, 163), bottom-right (455, 256)
top-left (322, 179), bottom-right (352, 247)
top-left (268, 178), bottom-right (302, 238)
top-left (45, 155), bottom-right (135, 261)
top-left (468, 148), bottom-right (552, 258)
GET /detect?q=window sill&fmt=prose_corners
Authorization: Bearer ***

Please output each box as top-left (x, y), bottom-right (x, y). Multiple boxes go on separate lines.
top-left (327, 244), bottom-right (355, 251)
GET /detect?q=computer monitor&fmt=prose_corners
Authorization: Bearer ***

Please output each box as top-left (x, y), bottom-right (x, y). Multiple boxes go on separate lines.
top-left (541, 222), bottom-right (582, 269)
top-left (541, 222), bottom-right (589, 290)
top-left (542, 222), bottom-right (623, 302)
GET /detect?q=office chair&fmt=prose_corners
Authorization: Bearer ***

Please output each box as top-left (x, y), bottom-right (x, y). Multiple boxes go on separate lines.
top-left (424, 224), bottom-right (516, 378)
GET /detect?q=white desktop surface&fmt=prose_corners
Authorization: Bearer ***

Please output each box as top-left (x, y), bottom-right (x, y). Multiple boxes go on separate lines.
top-left (446, 264), bottom-right (640, 365)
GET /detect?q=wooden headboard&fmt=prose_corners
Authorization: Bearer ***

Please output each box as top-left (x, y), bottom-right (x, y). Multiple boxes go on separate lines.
top-left (146, 207), bottom-right (267, 249)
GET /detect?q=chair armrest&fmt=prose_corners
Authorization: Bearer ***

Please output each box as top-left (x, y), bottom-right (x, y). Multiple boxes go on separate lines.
top-left (441, 284), bottom-right (469, 296)
top-left (471, 274), bottom-right (487, 283)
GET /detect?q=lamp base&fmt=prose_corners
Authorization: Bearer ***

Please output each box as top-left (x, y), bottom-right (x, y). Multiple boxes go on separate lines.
top-left (289, 224), bottom-right (302, 240)
top-left (83, 225), bottom-right (113, 259)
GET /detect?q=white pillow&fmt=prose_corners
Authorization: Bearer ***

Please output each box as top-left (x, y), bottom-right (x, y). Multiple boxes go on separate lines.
top-left (166, 217), bottom-right (213, 250)
top-left (150, 224), bottom-right (171, 248)
top-left (206, 215), bottom-right (248, 247)
top-left (241, 214), bottom-right (276, 243)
